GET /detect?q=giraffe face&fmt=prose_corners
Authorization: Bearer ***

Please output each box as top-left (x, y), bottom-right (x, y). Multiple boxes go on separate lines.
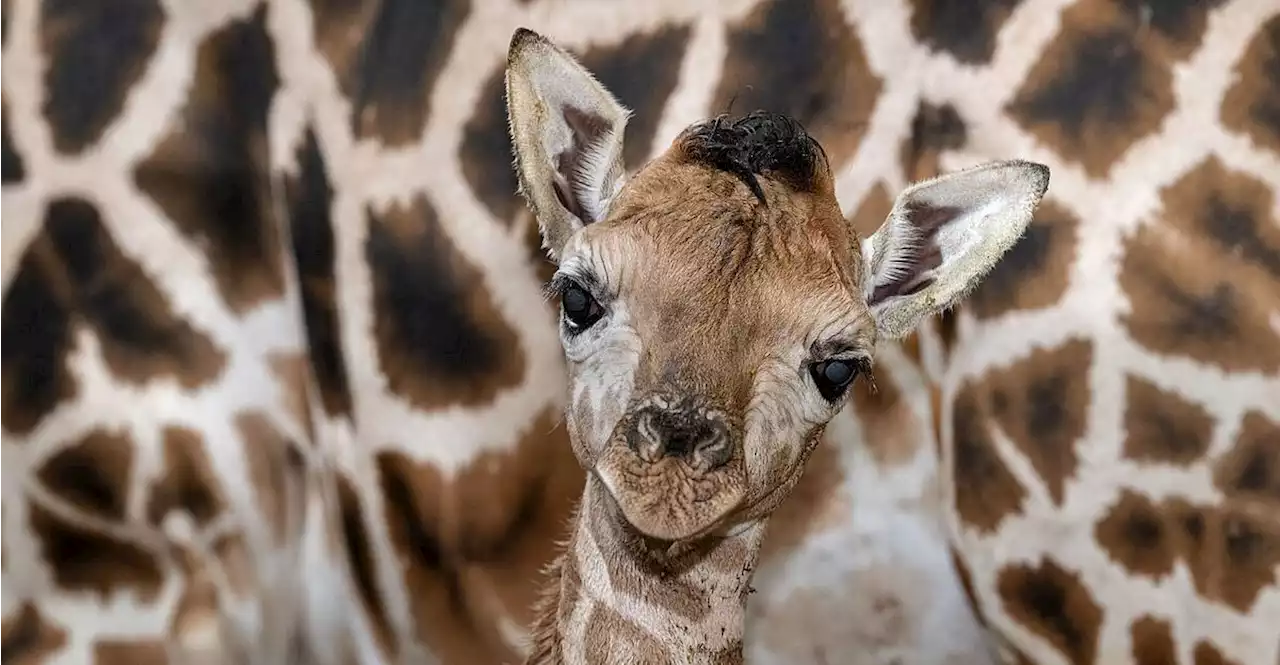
top-left (505, 27), bottom-right (1050, 542)
top-left (548, 147), bottom-right (874, 541)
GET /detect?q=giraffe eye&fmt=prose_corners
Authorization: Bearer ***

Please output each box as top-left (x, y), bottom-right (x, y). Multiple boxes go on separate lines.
top-left (810, 359), bottom-right (860, 401)
top-left (560, 283), bottom-right (604, 332)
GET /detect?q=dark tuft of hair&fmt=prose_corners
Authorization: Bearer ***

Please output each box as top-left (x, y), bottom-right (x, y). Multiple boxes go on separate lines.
top-left (677, 110), bottom-right (825, 203)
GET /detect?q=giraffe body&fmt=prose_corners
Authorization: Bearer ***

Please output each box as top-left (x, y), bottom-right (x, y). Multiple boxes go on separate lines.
top-left (919, 1), bottom-right (1280, 662)
top-left (5, 0), bottom-right (1278, 664)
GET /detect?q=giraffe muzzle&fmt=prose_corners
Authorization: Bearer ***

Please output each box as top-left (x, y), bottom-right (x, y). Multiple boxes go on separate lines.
top-left (626, 402), bottom-right (734, 471)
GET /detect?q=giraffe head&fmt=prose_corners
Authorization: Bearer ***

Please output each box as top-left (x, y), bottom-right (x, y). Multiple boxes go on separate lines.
top-left (505, 28), bottom-right (1049, 542)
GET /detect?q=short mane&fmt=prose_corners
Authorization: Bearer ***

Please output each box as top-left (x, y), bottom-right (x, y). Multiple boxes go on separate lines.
top-left (676, 110), bottom-right (825, 204)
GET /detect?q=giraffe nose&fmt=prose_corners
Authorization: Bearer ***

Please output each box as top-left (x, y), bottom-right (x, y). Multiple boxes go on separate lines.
top-left (629, 406), bottom-right (732, 469)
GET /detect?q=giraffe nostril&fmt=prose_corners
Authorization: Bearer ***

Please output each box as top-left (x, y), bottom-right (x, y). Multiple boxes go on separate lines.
top-left (693, 430), bottom-right (732, 470)
top-left (665, 428), bottom-right (697, 456)
top-left (628, 410), bottom-right (665, 462)
top-left (629, 405), bottom-right (731, 468)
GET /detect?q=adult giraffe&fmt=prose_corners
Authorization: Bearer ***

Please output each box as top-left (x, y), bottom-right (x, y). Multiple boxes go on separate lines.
top-left (908, 1), bottom-right (1280, 663)
top-left (6, 0), bottom-right (1274, 663)
top-left (1, 0), bottom-right (991, 663)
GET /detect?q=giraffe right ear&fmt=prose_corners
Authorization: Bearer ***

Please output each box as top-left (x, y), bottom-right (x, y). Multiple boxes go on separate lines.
top-left (505, 28), bottom-right (630, 262)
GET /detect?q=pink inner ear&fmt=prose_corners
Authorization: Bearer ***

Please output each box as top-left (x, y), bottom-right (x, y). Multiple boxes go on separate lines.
top-left (868, 203), bottom-right (961, 306)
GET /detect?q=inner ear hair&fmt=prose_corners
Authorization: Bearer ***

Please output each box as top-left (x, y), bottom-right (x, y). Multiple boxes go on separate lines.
top-left (868, 202), bottom-right (961, 304)
top-left (554, 106), bottom-right (620, 225)
top-left (505, 27), bottom-right (631, 260)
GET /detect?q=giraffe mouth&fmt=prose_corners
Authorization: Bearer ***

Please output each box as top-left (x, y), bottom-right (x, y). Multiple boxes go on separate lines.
top-left (593, 440), bottom-right (747, 541)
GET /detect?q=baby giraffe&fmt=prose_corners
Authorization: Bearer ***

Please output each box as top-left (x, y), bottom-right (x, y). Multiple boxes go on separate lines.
top-left (505, 28), bottom-right (1048, 664)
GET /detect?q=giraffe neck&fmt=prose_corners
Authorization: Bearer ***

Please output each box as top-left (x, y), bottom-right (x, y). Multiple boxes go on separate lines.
top-left (529, 475), bottom-right (764, 664)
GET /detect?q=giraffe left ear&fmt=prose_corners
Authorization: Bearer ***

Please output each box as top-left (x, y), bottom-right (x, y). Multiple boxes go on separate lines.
top-left (860, 159), bottom-right (1050, 339)
top-left (505, 28), bottom-right (630, 263)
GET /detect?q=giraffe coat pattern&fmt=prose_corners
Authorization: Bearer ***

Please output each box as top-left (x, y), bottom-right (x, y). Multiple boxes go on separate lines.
top-left (3, 0), bottom-right (1279, 664)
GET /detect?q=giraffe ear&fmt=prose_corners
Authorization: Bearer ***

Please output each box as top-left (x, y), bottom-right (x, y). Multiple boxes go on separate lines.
top-left (505, 28), bottom-right (630, 263)
top-left (859, 159), bottom-right (1050, 339)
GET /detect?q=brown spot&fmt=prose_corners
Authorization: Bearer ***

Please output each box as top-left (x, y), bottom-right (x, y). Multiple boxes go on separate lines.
top-left (759, 439), bottom-right (847, 564)
top-left (1167, 498), bottom-right (1280, 612)
top-left (968, 340), bottom-right (1091, 505)
top-left (458, 68), bottom-right (523, 227)
top-left (30, 503), bottom-right (163, 601)
top-left (377, 449), bottom-right (526, 664)
top-left (578, 26), bottom-right (693, 171)
top-left (1214, 411), bottom-right (1280, 502)
top-left (305, 0), bottom-right (375, 93)
top-left (281, 125), bottom-right (353, 419)
top-left (1125, 0), bottom-right (1227, 58)
top-left (1, 603), bottom-right (68, 664)
top-left (1193, 641), bottom-right (1242, 665)
top-left (1005, 646), bottom-right (1040, 665)
top-left (308, 0), bottom-right (469, 145)
top-left (134, 6), bottom-right (285, 313)
top-left (1212, 509), bottom-right (1280, 612)
top-left (901, 101), bottom-right (968, 182)
top-left (1122, 375), bottom-right (1214, 465)
top-left (1094, 489), bottom-right (1177, 580)
top-left (899, 329), bottom-right (924, 367)
top-left (210, 531), bottom-right (254, 599)
top-left (36, 429), bottom-right (133, 520)
top-left (147, 426), bottom-right (224, 527)
top-left (967, 199), bottom-right (1079, 320)
top-left (1119, 157), bottom-right (1280, 374)
top-left (1166, 157), bottom-right (1280, 280)
top-left (933, 310), bottom-right (960, 362)
top-left (850, 362), bottom-right (926, 467)
top-left (582, 604), bottom-right (669, 664)
top-left (907, 0), bottom-right (1021, 65)
top-left (450, 410), bottom-right (585, 652)
top-left (2, 97), bottom-right (24, 183)
top-left (1, 0), bottom-right (9, 48)
top-left (236, 412), bottom-right (304, 544)
top-left (335, 474), bottom-right (395, 659)
top-left (93, 640), bottom-right (167, 665)
top-left (2, 198), bottom-right (226, 434)
top-left (40, 0), bottom-right (165, 154)
top-left (268, 351), bottom-right (316, 443)
top-left (1222, 16), bottom-right (1280, 156)
top-left (950, 382), bottom-right (1028, 533)
top-left (928, 382), bottom-right (944, 460)
top-left (998, 558), bottom-right (1103, 665)
top-left (521, 208), bottom-right (558, 285)
top-left (1006, 0), bottom-right (1177, 178)
top-left (949, 547), bottom-right (987, 627)
top-left (1130, 615), bottom-right (1176, 665)
top-left (714, 0), bottom-right (883, 170)
top-left (847, 181), bottom-right (893, 239)
top-left (365, 195), bottom-right (525, 411)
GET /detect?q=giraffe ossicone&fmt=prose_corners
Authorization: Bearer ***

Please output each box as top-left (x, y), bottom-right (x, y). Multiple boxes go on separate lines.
top-left (504, 27), bottom-right (1050, 663)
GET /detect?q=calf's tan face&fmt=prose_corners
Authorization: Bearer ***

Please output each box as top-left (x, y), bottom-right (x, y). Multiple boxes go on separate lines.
top-left (505, 28), bottom-right (1049, 541)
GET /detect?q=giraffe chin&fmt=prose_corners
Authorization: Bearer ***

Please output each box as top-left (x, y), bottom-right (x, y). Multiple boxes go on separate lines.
top-left (593, 442), bottom-right (747, 542)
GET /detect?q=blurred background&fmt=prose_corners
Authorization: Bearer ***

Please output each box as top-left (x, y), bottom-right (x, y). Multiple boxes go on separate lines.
top-left (3, 0), bottom-right (1277, 663)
